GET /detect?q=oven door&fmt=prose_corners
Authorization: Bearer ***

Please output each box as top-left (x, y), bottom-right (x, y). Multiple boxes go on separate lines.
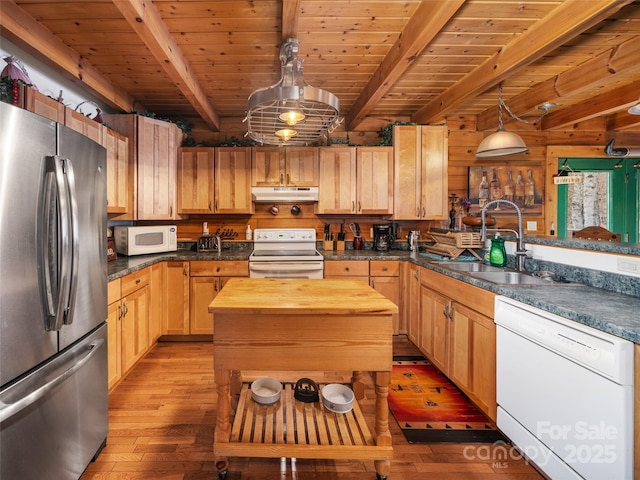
top-left (249, 261), bottom-right (324, 279)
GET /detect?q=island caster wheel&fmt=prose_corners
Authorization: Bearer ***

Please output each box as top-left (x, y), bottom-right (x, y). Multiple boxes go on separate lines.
top-left (375, 474), bottom-right (387, 480)
top-left (217, 471), bottom-right (228, 479)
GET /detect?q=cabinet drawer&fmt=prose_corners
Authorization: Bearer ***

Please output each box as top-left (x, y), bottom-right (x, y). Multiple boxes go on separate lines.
top-left (121, 267), bottom-right (151, 297)
top-left (190, 260), bottom-right (248, 277)
top-left (369, 260), bottom-right (400, 276)
top-left (324, 261), bottom-right (369, 277)
top-left (108, 279), bottom-right (121, 305)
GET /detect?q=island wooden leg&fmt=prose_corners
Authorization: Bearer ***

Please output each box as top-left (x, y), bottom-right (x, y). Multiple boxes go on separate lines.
top-left (214, 369), bottom-right (231, 478)
top-left (351, 370), bottom-right (365, 400)
top-left (373, 371), bottom-right (391, 479)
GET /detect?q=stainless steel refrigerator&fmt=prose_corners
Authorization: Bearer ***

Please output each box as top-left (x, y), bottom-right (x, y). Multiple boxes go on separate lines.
top-left (0, 102), bottom-right (108, 479)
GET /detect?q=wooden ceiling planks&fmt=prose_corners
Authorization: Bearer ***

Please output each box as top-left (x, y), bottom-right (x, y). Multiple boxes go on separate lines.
top-left (3, 0), bottom-right (639, 132)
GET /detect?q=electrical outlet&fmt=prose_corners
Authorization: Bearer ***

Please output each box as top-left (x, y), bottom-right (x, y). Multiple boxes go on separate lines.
top-left (617, 257), bottom-right (640, 274)
top-left (526, 221), bottom-right (537, 232)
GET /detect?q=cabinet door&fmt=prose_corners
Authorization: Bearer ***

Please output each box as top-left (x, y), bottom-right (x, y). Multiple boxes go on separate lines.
top-left (164, 261), bottom-right (190, 335)
top-left (24, 87), bottom-right (65, 122)
top-left (393, 126), bottom-right (422, 219)
top-left (419, 284), bottom-right (449, 374)
top-left (64, 108), bottom-right (103, 143)
top-left (406, 264), bottom-right (421, 345)
top-left (189, 277), bottom-right (218, 335)
top-left (357, 147), bottom-right (393, 214)
top-left (137, 116), bottom-right (179, 219)
top-left (420, 125), bottom-right (448, 219)
top-left (104, 128), bottom-right (130, 214)
top-left (317, 147), bottom-right (357, 214)
top-left (252, 147), bottom-right (284, 186)
top-left (463, 303), bottom-right (497, 420)
top-left (370, 275), bottom-right (400, 334)
top-left (215, 147), bottom-right (253, 213)
top-left (177, 147), bottom-right (215, 213)
top-left (121, 285), bottom-right (150, 373)
top-left (149, 262), bottom-right (165, 344)
top-left (107, 301), bottom-right (122, 390)
top-left (285, 147), bottom-right (319, 186)
top-left (449, 303), bottom-right (471, 392)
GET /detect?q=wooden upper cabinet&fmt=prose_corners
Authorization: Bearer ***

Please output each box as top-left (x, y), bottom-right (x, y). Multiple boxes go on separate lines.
top-left (64, 107), bottom-right (103, 144)
top-left (136, 116), bottom-right (181, 219)
top-left (24, 88), bottom-right (65, 122)
top-left (357, 147), bottom-right (393, 214)
top-left (393, 125), bottom-right (448, 220)
top-left (104, 128), bottom-right (130, 214)
top-left (215, 147), bottom-right (253, 214)
top-left (252, 147), bottom-right (318, 187)
top-left (318, 146), bottom-right (392, 215)
top-left (284, 147), bottom-right (319, 186)
top-left (317, 147), bottom-right (357, 214)
top-left (177, 147), bottom-right (215, 214)
top-left (103, 114), bottom-right (182, 220)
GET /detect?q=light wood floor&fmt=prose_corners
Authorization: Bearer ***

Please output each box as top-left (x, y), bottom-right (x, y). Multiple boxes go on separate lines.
top-left (81, 338), bottom-right (544, 479)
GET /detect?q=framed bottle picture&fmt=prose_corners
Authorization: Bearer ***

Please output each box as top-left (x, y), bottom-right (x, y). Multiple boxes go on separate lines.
top-left (468, 166), bottom-right (544, 215)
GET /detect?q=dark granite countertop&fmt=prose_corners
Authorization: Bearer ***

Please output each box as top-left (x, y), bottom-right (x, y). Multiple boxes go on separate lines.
top-left (108, 243), bottom-right (640, 344)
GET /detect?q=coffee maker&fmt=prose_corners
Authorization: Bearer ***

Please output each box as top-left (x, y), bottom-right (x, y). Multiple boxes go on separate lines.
top-left (373, 224), bottom-right (393, 251)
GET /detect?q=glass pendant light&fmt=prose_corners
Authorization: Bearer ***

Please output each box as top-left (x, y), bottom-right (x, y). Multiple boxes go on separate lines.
top-left (275, 128), bottom-right (298, 142)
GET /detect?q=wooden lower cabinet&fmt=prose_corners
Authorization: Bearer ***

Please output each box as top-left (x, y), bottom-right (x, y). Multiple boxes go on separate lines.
top-left (370, 260), bottom-right (401, 334)
top-left (107, 267), bottom-right (152, 391)
top-left (405, 263), bottom-right (421, 345)
top-left (149, 262), bottom-right (165, 343)
top-left (419, 267), bottom-right (497, 421)
top-left (164, 261), bottom-right (190, 335)
top-left (189, 261), bottom-right (248, 335)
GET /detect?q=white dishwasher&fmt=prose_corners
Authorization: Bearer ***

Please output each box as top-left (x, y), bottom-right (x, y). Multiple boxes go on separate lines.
top-left (494, 296), bottom-right (634, 480)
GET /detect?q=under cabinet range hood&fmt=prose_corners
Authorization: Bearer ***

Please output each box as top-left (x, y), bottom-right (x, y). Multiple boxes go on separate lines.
top-left (252, 186), bottom-right (319, 203)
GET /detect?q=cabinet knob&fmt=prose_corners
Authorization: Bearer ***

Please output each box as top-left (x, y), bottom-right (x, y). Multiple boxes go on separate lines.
top-left (383, 267), bottom-right (388, 272)
top-left (216, 266), bottom-right (221, 273)
top-left (135, 278), bottom-right (141, 284)
top-left (345, 267), bottom-right (350, 272)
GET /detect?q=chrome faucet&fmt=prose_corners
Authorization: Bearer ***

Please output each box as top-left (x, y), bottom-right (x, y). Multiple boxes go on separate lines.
top-left (480, 199), bottom-right (527, 272)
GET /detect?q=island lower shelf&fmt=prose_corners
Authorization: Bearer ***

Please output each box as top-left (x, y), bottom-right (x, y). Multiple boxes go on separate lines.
top-left (217, 383), bottom-right (393, 460)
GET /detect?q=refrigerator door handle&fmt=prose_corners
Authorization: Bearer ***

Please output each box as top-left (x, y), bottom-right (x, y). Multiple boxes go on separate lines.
top-left (41, 171), bottom-right (58, 329)
top-left (61, 158), bottom-right (80, 326)
top-left (42, 156), bottom-right (75, 331)
top-left (0, 338), bottom-right (104, 423)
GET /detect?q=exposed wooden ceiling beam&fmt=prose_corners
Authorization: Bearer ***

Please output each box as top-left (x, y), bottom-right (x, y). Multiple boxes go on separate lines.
top-left (0, 0), bottom-right (135, 112)
top-left (112, 0), bottom-right (220, 131)
top-left (412, 0), bottom-right (636, 125)
top-left (606, 111), bottom-right (640, 131)
top-left (476, 35), bottom-right (640, 131)
top-left (281, 0), bottom-right (301, 40)
top-left (345, 0), bottom-right (465, 130)
top-left (541, 80), bottom-right (640, 130)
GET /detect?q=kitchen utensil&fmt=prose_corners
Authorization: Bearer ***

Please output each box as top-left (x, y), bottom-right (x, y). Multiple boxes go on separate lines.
top-left (251, 377), bottom-right (282, 405)
top-left (294, 378), bottom-right (320, 403)
top-left (355, 223), bottom-right (360, 236)
top-left (324, 223), bottom-right (330, 240)
top-left (321, 384), bottom-right (354, 413)
top-left (408, 230), bottom-right (420, 251)
top-left (338, 223), bottom-right (345, 241)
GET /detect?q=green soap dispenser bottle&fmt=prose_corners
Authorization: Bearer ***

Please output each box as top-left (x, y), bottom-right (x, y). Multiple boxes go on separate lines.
top-left (489, 233), bottom-right (507, 267)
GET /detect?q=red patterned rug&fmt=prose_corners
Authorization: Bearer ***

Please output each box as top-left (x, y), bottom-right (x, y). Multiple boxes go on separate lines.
top-left (388, 358), bottom-right (504, 443)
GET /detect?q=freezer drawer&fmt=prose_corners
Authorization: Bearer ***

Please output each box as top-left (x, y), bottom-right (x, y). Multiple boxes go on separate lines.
top-left (0, 324), bottom-right (108, 480)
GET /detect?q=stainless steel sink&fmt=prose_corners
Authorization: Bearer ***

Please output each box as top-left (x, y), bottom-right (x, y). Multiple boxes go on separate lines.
top-left (433, 262), bottom-right (503, 272)
top-left (467, 271), bottom-right (555, 285)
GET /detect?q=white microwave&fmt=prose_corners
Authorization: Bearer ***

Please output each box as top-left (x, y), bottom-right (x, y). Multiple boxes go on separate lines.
top-left (113, 225), bottom-right (177, 256)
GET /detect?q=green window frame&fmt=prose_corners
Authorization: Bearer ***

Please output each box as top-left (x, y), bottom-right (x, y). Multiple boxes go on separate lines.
top-left (557, 157), bottom-right (638, 243)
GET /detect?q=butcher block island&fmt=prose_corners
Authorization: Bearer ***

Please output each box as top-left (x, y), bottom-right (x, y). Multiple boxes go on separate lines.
top-left (208, 278), bottom-right (397, 479)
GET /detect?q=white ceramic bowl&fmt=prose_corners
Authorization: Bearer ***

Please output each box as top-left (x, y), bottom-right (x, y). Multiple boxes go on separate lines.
top-left (251, 377), bottom-right (282, 405)
top-left (321, 384), bottom-right (355, 413)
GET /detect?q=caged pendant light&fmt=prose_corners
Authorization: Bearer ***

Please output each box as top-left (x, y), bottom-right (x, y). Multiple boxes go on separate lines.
top-left (245, 38), bottom-right (341, 146)
top-left (476, 83), bottom-right (554, 158)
